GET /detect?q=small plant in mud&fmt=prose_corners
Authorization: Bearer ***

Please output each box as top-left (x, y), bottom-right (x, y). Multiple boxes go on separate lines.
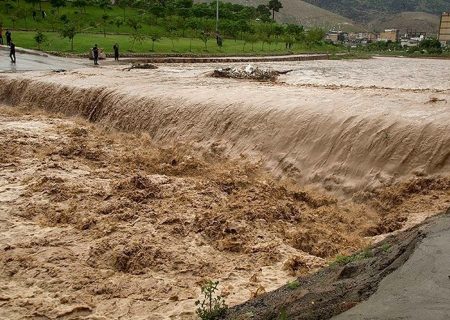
top-left (278, 307), bottom-right (289, 320)
top-left (195, 280), bottom-right (227, 320)
top-left (286, 279), bottom-right (300, 290)
top-left (332, 248), bottom-right (374, 266)
top-left (381, 243), bottom-right (392, 253)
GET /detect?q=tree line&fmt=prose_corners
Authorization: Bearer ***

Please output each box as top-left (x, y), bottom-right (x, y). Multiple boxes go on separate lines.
top-left (1, 0), bottom-right (328, 52)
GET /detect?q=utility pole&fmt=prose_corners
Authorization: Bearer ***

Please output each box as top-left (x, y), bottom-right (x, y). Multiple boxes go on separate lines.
top-left (216, 0), bottom-right (219, 32)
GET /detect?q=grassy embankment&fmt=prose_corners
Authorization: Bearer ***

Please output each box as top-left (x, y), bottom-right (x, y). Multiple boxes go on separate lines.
top-left (0, 3), bottom-right (342, 55)
top-left (9, 30), bottom-right (342, 55)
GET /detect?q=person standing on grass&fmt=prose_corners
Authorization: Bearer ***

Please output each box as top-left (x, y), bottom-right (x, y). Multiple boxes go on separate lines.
top-left (92, 44), bottom-right (99, 65)
top-left (113, 43), bottom-right (119, 61)
top-left (0, 26), bottom-right (3, 45)
top-left (9, 42), bottom-right (16, 63)
top-left (6, 29), bottom-right (11, 46)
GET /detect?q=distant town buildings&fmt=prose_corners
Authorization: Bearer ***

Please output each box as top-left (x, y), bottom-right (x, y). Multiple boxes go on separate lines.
top-left (400, 30), bottom-right (426, 47)
top-left (439, 12), bottom-right (450, 46)
top-left (348, 32), bottom-right (377, 44)
top-left (325, 30), bottom-right (348, 44)
top-left (325, 27), bottom-right (432, 48)
top-left (378, 29), bottom-right (400, 42)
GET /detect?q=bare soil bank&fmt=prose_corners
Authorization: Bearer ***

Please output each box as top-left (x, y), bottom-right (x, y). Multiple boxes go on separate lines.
top-left (225, 208), bottom-right (450, 320)
top-left (0, 106), bottom-right (448, 319)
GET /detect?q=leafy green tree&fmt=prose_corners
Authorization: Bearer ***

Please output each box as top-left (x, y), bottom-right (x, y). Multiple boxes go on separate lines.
top-left (221, 20), bottom-right (239, 41)
top-left (175, 0), bottom-right (193, 19)
top-left (283, 33), bottom-right (295, 50)
top-left (127, 16), bottom-right (142, 32)
top-left (199, 30), bottom-right (209, 50)
top-left (60, 23), bottom-right (77, 51)
top-left (286, 23), bottom-right (305, 44)
top-left (99, 14), bottom-right (110, 37)
top-left (236, 6), bottom-right (255, 20)
top-left (4, 1), bottom-right (15, 14)
top-left (117, 0), bottom-right (131, 19)
top-left (72, 0), bottom-right (88, 13)
top-left (112, 17), bottom-right (124, 33)
top-left (15, 8), bottom-right (29, 28)
top-left (306, 27), bottom-right (325, 45)
top-left (47, 9), bottom-right (60, 31)
top-left (259, 31), bottom-right (268, 51)
top-left (130, 31), bottom-right (145, 50)
top-left (419, 38), bottom-right (442, 54)
top-left (236, 19), bottom-right (250, 37)
top-left (165, 15), bottom-right (184, 44)
top-left (256, 4), bottom-right (271, 22)
top-left (243, 32), bottom-right (258, 51)
top-left (50, 0), bottom-right (66, 14)
top-left (59, 13), bottom-right (69, 24)
top-left (10, 13), bottom-right (18, 29)
top-left (24, 0), bottom-right (41, 11)
top-left (127, 17), bottom-right (143, 50)
top-left (185, 28), bottom-right (196, 52)
top-left (34, 30), bottom-right (47, 49)
top-left (268, 0), bottom-right (282, 20)
top-left (97, 0), bottom-right (111, 13)
top-left (149, 30), bottom-right (162, 51)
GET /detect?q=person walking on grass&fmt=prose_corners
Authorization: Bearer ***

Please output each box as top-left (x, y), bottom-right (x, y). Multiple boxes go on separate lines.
top-left (92, 44), bottom-right (99, 65)
top-left (113, 43), bottom-right (119, 61)
top-left (9, 42), bottom-right (16, 63)
top-left (6, 29), bottom-right (11, 46)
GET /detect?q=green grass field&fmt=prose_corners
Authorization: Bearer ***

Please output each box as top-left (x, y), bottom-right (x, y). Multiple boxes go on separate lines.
top-left (11, 30), bottom-right (342, 55)
top-left (0, 3), bottom-right (342, 55)
top-left (1, 4), bottom-right (146, 34)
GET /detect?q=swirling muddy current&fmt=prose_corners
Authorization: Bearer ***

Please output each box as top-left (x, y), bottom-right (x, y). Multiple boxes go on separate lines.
top-left (0, 57), bottom-right (449, 319)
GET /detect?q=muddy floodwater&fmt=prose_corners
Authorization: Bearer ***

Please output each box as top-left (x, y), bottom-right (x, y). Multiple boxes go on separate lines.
top-left (0, 57), bottom-right (449, 319)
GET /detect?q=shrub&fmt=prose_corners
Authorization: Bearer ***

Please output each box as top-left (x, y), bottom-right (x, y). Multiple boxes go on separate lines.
top-left (332, 248), bottom-right (374, 266)
top-left (287, 279), bottom-right (300, 290)
top-left (195, 280), bottom-right (227, 320)
top-left (34, 31), bottom-right (47, 50)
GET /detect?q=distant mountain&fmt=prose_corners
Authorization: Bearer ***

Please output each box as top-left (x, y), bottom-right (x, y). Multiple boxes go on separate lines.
top-left (302, 0), bottom-right (448, 23)
top-left (369, 12), bottom-right (441, 34)
top-left (201, 0), bottom-right (445, 33)
top-left (198, 0), bottom-right (363, 31)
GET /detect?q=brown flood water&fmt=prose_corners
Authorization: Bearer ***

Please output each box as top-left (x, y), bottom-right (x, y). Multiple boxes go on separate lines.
top-left (0, 57), bottom-right (449, 319)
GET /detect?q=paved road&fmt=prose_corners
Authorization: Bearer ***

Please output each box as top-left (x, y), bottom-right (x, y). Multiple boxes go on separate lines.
top-left (334, 212), bottom-right (450, 320)
top-left (0, 46), bottom-right (84, 72)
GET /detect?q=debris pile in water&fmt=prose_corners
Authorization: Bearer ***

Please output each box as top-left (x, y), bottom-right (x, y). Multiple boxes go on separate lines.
top-left (212, 65), bottom-right (290, 82)
top-left (124, 63), bottom-right (158, 71)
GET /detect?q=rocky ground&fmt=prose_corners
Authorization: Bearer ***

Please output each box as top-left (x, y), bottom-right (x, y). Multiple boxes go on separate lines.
top-left (0, 105), bottom-right (449, 319)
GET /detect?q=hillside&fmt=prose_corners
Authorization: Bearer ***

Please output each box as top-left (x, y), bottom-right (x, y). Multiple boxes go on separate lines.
top-left (303, 0), bottom-right (448, 22)
top-left (369, 12), bottom-right (441, 34)
top-left (198, 0), bottom-right (363, 31)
